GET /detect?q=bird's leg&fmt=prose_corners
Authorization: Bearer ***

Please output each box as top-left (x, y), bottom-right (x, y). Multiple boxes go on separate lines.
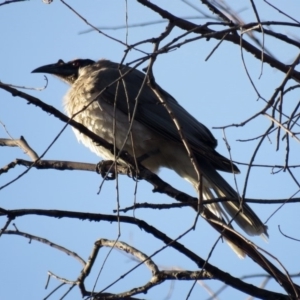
top-left (136, 149), bottom-right (160, 163)
top-left (96, 149), bottom-right (159, 181)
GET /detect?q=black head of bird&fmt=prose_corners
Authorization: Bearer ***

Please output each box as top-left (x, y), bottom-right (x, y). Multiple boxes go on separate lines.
top-left (32, 59), bottom-right (95, 85)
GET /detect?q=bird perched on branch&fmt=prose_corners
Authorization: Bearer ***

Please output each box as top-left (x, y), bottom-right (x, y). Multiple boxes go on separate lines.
top-left (32, 58), bottom-right (268, 257)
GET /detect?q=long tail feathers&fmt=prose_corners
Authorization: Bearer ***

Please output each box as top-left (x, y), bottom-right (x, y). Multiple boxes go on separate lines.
top-left (201, 185), bottom-right (247, 258)
top-left (191, 161), bottom-right (268, 258)
top-left (214, 186), bottom-right (268, 238)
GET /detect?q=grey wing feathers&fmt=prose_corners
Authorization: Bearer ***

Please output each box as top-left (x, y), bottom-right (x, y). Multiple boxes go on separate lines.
top-left (87, 60), bottom-right (267, 238)
top-left (90, 60), bottom-right (239, 174)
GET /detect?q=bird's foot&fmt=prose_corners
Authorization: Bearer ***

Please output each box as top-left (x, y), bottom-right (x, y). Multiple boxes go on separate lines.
top-left (96, 160), bottom-right (137, 180)
top-left (96, 160), bottom-right (117, 180)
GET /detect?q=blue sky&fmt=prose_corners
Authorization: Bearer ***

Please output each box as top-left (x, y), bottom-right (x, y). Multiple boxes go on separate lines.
top-left (1, 1), bottom-right (300, 299)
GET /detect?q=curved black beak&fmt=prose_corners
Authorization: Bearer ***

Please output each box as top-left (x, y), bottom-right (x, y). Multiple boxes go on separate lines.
top-left (31, 60), bottom-right (76, 77)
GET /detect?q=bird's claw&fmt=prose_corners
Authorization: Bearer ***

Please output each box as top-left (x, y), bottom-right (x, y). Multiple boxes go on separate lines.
top-left (96, 160), bottom-right (116, 180)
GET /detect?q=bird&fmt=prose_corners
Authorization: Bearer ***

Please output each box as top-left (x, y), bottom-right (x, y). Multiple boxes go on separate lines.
top-left (32, 58), bottom-right (268, 257)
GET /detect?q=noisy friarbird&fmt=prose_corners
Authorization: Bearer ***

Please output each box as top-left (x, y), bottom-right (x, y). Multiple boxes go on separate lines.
top-left (32, 59), bottom-right (268, 257)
